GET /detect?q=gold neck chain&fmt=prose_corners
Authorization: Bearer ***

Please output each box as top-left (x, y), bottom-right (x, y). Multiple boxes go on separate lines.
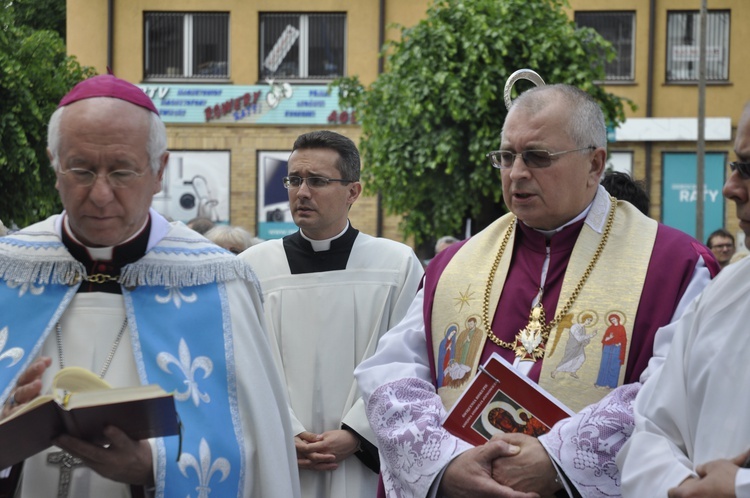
top-left (86, 273), bottom-right (120, 284)
top-left (482, 198), bottom-right (617, 358)
top-left (70, 273), bottom-right (121, 285)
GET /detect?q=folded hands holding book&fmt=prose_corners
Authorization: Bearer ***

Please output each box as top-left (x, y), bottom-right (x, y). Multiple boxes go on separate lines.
top-left (1, 357), bottom-right (179, 484)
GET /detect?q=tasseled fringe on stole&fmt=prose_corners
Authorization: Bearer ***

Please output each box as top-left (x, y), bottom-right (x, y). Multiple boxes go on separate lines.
top-left (0, 258), bottom-right (258, 289)
top-left (119, 259), bottom-right (259, 288)
top-left (0, 259), bottom-right (85, 285)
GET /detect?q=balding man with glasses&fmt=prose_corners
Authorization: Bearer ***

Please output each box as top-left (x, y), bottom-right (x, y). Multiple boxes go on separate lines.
top-left (355, 83), bottom-right (718, 498)
top-left (240, 130), bottom-right (423, 498)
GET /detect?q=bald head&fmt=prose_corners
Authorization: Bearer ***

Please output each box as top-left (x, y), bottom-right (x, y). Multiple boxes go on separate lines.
top-left (503, 85), bottom-right (607, 150)
top-left (48, 98), bottom-right (167, 175)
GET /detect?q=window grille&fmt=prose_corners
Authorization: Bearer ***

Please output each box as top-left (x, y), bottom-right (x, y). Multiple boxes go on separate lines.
top-left (666, 10), bottom-right (729, 82)
top-left (145, 12), bottom-right (229, 80)
top-left (576, 11), bottom-right (635, 82)
top-left (259, 13), bottom-right (346, 81)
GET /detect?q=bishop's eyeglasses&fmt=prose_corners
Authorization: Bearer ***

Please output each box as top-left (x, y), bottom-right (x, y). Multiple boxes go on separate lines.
top-left (729, 161), bottom-right (750, 180)
top-left (57, 168), bottom-right (146, 188)
top-left (282, 176), bottom-right (352, 189)
top-left (486, 146), bottom-right (596, 170)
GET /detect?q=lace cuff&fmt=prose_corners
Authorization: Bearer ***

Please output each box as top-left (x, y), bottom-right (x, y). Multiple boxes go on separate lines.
top-left (540, 383), bottom-right (641, 498)
top-left (366, 378), bottom-right (472, 497)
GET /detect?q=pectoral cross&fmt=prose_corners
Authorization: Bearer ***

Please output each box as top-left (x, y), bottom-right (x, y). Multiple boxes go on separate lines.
top-left (47, 451), bottom-right (84, 498)
top-left (513, 303), bottom-right (547, 361)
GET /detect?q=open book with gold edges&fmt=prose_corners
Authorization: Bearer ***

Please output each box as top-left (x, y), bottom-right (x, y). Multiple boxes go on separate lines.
top-left (0, 366), bottom-right (179, 468)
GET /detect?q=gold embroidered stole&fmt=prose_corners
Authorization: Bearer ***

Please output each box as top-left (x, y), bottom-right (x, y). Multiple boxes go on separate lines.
top-left (431, 198), bottom-right (657, 412)
top-left (432, 214), bottom-right (514, 410)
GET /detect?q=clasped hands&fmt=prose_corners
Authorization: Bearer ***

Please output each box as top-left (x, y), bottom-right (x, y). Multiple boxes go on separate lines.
top-left (2, 356), bottom-right (154, 486)
top-left (667, 450), bottom-right (750, 498)
top-left (439, 432), bottom-right (562, 498)
top-left (295, 429), bottom-right (360, 471)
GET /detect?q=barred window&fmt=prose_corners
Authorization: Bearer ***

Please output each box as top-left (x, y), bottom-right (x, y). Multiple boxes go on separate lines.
top-left (259, 13), bottom-right (346, 81)
top-left (144, 12), bottom-right (229, 80)
top-left (576, 11), bottom-right (635, 82)
top-left (666, 10), bottom-right (729, 82)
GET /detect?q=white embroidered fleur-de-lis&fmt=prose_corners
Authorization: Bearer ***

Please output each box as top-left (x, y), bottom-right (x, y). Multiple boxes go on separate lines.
top-left (178, 438), bottom-right (231, 498)
top-left (157, 338), bottom-right (213, 406)
top-left (6, 280), bottom-right (44, 297)
top-left (0, 326), bottom-right (24, 367)
top-left (155, 287), bottom-right (197, 309)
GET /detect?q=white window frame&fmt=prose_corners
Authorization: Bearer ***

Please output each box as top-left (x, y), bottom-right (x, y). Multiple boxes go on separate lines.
top-left (666, 10), bottom-right (729, 83)
top-left (259, 13), bottom-right (346, 82)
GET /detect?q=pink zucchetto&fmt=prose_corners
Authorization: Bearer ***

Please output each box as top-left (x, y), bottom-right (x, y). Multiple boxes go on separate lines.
top-left (58, 74), bottom-right (159, 115)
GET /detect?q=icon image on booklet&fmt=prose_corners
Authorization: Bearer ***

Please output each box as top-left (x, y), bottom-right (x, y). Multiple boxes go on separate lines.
top-left (473, 391), bottom-right (550, 440)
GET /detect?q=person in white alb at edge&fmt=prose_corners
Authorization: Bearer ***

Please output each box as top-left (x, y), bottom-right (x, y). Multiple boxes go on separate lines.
top-left (617, 103), bottom-right (750, 498)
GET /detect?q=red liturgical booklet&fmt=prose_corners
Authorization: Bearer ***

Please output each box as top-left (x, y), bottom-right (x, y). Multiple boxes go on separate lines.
top-left (442, 352), bottom-right (574, 446)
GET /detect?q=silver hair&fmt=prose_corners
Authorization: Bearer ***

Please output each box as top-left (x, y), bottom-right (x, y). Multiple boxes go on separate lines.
top-left (47, 99), bottom-right (167, 173)
top-left (502, 84), bottom-right (607, 149)
top-left (435, 235), bottom-right (459, 253)
top-left (205, 225), bottom-right (259, 254)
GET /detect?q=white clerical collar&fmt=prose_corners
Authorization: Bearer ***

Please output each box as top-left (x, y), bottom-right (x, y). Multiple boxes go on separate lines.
top-left (523, 197), bottom-right (594, 239)
top-left (300, 222), bottom-right (349, 252)
top-left (63, 214), bottom-right (150, 260)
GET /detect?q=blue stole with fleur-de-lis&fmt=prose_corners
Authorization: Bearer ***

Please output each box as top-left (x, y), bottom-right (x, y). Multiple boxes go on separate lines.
top-left (0, 282), bottom-right (77, 404)
top-left (126, 282), bottom-right (243, 498)
top-left (0, 281), bottom-right (243, 497)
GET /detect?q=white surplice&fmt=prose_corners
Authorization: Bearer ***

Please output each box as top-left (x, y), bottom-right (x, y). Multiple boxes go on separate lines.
top-left (617, 257), bottom-right (750, 498)
top-left (241, 232), bottom-right (423, 498)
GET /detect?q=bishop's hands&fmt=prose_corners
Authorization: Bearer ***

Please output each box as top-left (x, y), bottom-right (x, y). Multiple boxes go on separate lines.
top-left (489, 433), bottom-right (563, 497)
top-left (2, 356), bottom-right (154, 486)
top-left (667, 449), bottom-right (750, 498)
top-left (295, 429), bottom-right (360, 471)
top-left (438, 433), bottom-right (562, 498)
top-left (1, 356), bottom-right (51, 420)
top-left (438, 438), bottom-right (540, 498)
top-left (55, 425), bottom-right (154, 486)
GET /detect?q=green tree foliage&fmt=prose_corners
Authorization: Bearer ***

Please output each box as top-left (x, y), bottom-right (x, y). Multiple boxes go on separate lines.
top-left (335, 0), bottom-right (633, 246)
top-left (0, 5), bottom-right (94, 227)
top-left (12, 0), bottom-right (67, 38)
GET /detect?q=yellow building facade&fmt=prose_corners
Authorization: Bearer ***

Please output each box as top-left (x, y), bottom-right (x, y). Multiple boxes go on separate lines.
top-left (66, 0), bottom-right (429, 242)
top-left (570, 0), bottom-right (750, 245)
top-left (65, 0), bottom-right (750, 246)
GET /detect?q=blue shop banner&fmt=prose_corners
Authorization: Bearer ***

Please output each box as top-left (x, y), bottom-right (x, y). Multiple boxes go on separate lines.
top-left (137, 83), bottom-right (356, 125)
top-left (662, 152), bottom-right (726, 239)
